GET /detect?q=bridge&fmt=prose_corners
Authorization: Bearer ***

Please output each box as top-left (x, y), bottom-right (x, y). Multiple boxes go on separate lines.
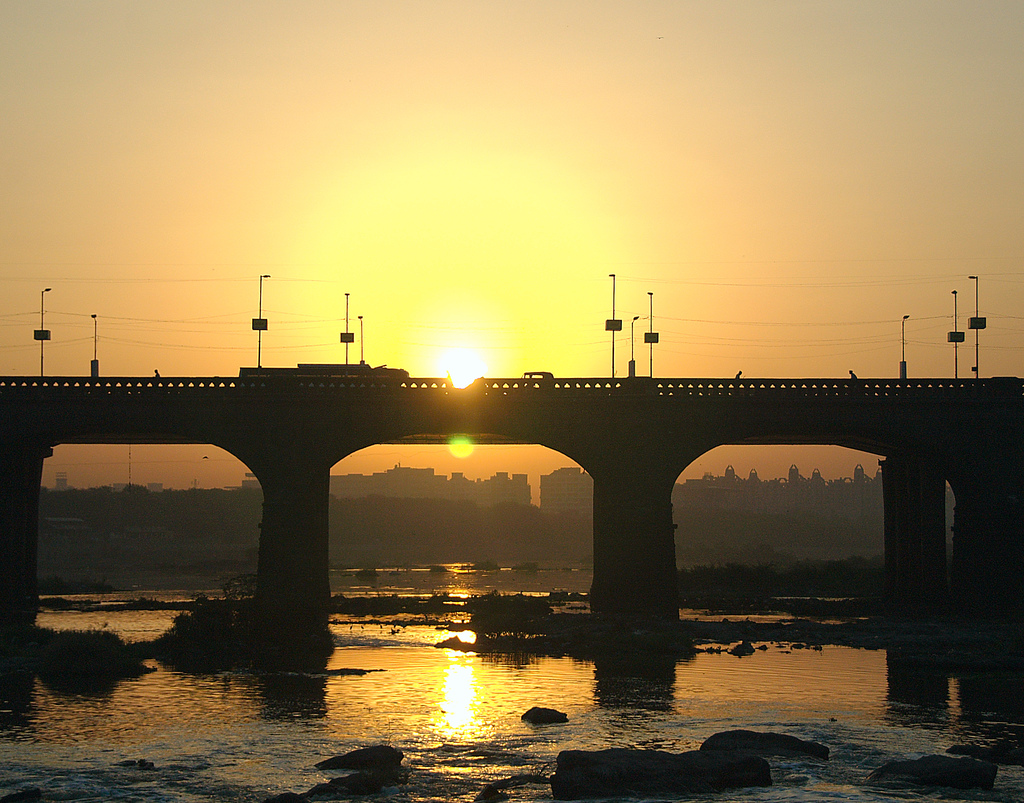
top-left (2, 374), bottom-right (1023, 635)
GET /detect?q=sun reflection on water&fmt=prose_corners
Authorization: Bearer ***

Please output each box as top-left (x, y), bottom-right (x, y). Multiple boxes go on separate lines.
top-left (434, 653), bottom-right (482, 739)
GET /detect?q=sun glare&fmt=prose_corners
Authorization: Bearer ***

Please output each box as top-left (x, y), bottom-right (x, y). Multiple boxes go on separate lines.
top-left (440, 348), bottom-right (487, 388)
top-left (448, 435), bottom-right (475, 459)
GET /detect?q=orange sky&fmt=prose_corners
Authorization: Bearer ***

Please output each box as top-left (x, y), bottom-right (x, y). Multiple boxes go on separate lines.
top-left (4, 2), bottom-right (1023, 489)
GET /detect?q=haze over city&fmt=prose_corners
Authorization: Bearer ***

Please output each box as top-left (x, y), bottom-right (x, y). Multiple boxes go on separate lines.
top-left (4, 2), bottom-right (1023, 487)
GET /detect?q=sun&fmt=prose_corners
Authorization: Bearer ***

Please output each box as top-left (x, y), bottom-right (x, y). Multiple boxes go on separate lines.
top-left (439, 348), bottom-right (487, 388)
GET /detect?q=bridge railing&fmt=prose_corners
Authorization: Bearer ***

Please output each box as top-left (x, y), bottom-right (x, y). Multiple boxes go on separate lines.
top-left (0, 376), bottom-right (1021, 398)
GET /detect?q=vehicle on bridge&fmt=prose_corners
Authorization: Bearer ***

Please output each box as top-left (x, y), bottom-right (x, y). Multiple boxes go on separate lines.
top-left (238, 363), bottom-right (410, 379)
top-left (522, 371), bottom-right (554, 380)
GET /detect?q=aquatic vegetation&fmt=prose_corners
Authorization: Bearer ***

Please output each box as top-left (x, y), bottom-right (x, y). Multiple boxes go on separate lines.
top-left (36, 628), bottom-right (149, 686)
top-left (151, 596), bottom-right (257, 672)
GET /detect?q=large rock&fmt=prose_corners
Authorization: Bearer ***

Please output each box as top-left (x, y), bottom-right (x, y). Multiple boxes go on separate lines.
top-left (550, 748), bottom-right (771, 799)
top-left (700, 729), bottom-right (829, 760)
top-left (522, 706), bottom-right (568, 724)
top-left (315, 744), bottom-right (404, 771)
top-left (867, 755), bottom-right (997, 790)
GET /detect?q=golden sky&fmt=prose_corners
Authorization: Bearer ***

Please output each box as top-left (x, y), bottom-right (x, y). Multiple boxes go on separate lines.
top-left (4, 2), bottom-right (1023, 488)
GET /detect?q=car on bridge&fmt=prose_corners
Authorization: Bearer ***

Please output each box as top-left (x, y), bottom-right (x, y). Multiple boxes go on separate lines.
top-left (522, 371), bottom-right (554, 380)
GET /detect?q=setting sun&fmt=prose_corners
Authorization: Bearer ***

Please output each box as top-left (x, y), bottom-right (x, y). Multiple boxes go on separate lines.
top-left (439, 348), bottom-right (487, 388)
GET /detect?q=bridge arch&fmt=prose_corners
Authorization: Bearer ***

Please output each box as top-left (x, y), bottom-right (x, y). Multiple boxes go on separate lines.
top-left (327, 443), bottom-right (592, 576)
top-left (37, 443), bottom-right (259, 589)
top-left (673, 440), bottom-right (954, 607)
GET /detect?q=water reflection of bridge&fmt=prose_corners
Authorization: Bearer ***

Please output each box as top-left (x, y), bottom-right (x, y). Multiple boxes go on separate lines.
top-left (3, 375), bottom-right (1024, 632)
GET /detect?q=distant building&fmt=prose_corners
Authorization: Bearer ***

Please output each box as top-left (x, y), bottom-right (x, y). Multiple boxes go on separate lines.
top-left (241, 472), bottom-right (261, 490)
top-left (330, 465), bottom-right (531, 507)
top-left (55, 471), bottom-right (69, 491)
top-left (674, 464), bottom-right (883, 518)
top-left (146, 482), bottom-right (164, 493)
top-left (478, 471), bottom-right (531, 506)
top-left (540, 467), bottom-right (593, 517)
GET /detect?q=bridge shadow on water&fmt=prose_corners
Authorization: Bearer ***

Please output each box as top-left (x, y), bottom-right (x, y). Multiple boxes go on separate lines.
top-left (591, 652), bottom-right (686, 711)
top-left (886, 652), bottom-right (1024, 746)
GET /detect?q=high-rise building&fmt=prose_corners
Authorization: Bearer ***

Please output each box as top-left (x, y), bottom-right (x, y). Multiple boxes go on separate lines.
top-left (540, 467), bottom-right (593, 517)
top-left (330, 465), bottom-right (532, 507)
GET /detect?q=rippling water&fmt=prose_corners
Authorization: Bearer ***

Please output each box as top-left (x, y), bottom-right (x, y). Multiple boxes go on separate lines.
top-left (4, 584), bottom-right (1024, 802)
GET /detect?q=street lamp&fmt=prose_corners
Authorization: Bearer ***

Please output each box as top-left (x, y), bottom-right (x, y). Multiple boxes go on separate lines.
top-left (644, 291), bottom-right (659, 378)
top-left (358, 315), bottom-right (365, 364)
top-left (899, 315), bottom-right (909, 379)
top-left (34, 287), bottom-right (52, 376)
top-left (968, 275), bottom-right (985, 378)
top-left (605, 274), bottom-right (622, 377)
top-left (91, 314), bottom-right (99, 377)
top-left (340, 292), bottom-right (354, 363)
top-left (252, 274), bottom-right (270, 369)
top-left (948, 290), bottom-right (964, 378)
top-left (628, 315), bottom-right (641, 378)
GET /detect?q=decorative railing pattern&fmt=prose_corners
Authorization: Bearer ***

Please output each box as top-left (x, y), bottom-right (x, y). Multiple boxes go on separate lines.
top-left (0, 376), bottom-right (1021, 398)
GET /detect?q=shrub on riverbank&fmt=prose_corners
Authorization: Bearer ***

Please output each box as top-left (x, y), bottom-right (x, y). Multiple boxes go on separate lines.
top-left (0, 624), bottom-right (149, 689)
top-left (151, 596), bottom-right (256, 672)
top-left (36, 628), bottom-right (148, 683)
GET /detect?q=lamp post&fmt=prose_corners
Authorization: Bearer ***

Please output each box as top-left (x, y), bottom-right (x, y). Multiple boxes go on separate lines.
top-left (948, 290), bottom-right (964, 378)
top-left (91, 314), bottom-right (99, 377)
top-left (340, 293), bottom-right (354, 362)
top-left (252, 274), bottom-right (270, 369)
top-left (605, 274), bottom-right (622, 377)
top-left (628, 315), bottom-right (640, 378)
top-left (899, 314), bottom-right (909, 379)
top-left (358, 315), bottom-right (364, 364)
top-left (34, 287), bottom-right (52, 376)
top-left (643, 290), bottom-right (659, 378)
top-left (968, 275), bottom-right (985, 378)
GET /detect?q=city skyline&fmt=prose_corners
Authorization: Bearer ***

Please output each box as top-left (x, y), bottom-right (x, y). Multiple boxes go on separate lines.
top-left (43, 444), bottom-right (882, 502)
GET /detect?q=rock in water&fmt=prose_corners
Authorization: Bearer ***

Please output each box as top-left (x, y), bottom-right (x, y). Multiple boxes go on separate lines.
top-left (522, 706), bottom-right (568, 724)
top-left (700, 729), bottom-right (830, 760)
top-left (550, 748), bottom-right (771, 799)
top-left (948, 742), bottom-right (1024, 766)
top-left (0, 790), bottom-right (42, 803)
top-left (315, 744), bottom-right (404, 771)
top-left (867, 755), bottom-right (997, 789)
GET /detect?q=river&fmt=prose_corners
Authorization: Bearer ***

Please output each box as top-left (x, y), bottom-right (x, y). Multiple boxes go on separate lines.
top-left (2, 567), bottom-right (1022, 802)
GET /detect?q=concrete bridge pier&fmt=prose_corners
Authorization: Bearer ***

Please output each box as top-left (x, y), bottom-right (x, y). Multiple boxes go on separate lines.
top-left (879, 456), bottom-right (948, 607)
top-left (950, 473), bottom-right (1024, 614)
top-left (0, 444), bottom-right (52, 621)
top-left (247, 453), bottom-right (333, 662)
top-left (588, 460), bottom-right (679, 619)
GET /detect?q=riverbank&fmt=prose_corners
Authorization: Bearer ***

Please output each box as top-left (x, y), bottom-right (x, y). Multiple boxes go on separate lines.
top-left (20, 588), bottom-right (1024, 675)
